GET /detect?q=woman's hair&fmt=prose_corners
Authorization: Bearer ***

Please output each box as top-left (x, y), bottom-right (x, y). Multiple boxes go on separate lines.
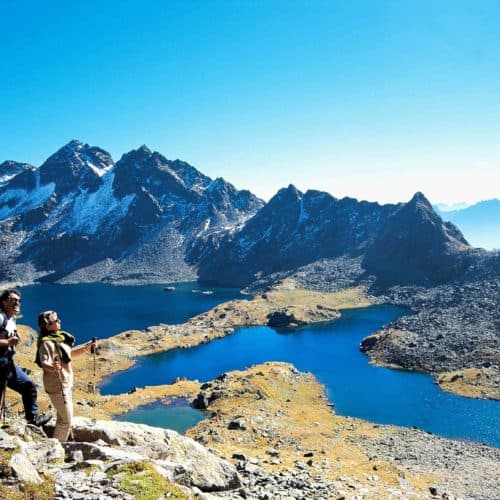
top-left (38, 310), bottom-right (57, 330)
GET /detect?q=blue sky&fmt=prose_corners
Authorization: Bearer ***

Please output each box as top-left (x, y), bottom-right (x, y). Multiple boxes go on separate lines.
top-left (1, 0), bottom-right (499, 204)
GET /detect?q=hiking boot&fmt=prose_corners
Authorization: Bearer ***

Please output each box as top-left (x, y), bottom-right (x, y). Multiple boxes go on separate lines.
top-left (28, 413), bottom-right (51, 427)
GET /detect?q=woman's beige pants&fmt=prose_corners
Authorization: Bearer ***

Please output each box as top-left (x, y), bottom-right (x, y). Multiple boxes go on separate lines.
top-left (46, 386), bottom-right (73, 442)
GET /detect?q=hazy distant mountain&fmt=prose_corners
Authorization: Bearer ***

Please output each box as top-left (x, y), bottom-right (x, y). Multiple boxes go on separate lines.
top-left (436, 200), bottom-right (500, 250)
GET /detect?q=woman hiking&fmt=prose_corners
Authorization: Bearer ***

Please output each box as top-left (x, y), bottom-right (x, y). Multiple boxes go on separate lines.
top-left (35, 310), bottom-right (97, 442)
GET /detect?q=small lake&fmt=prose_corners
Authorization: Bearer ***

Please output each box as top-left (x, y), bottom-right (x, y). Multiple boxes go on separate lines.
top-left (18, 282), bottom-right (246, 343)
top-left (115, 398), bottom-right (208, 434)
top-left (102, 305), bottom-right (500, 448)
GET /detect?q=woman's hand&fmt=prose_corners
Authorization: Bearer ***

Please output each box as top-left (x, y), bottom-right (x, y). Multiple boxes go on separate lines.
top-left (52, 360), bottom-right (62, 372)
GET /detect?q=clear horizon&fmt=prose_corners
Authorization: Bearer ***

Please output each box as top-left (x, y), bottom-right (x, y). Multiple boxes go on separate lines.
top-left (1, 1), bottom-right (499, 205)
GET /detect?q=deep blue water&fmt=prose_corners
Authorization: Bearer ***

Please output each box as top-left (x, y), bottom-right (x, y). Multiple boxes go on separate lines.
top-left (15, 283), bottom-right (500, 447)
top-left (102, 305), bottom-right (500, 447)
top-left (18, 282), bottom-right (246, 344)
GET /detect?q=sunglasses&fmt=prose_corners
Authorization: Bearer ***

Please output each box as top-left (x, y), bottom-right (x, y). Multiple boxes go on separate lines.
top-left (7, 297), bottom-right (21, 304)
top-left (48, 318), bottom-right (61, 325)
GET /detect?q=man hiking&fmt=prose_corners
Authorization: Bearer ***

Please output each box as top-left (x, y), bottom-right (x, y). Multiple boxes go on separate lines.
top-left (0, 289), bottom-right (50, 427)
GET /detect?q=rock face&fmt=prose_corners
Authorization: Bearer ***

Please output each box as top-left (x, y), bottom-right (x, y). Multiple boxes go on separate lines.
top-left (68, 418), bottom-right (240, 492)
top-left (0, 160), bottom-right (35, 185)
top-left (0, 140), bottom-right (263, 283)
top-left (1, 142), bottom-right (491, 291)
top-left (363, 192), bottom-right (471, 286)
top-left (0, 417), bottom-right (240, 498)
top-left (197, 186), bottom-right (486, 289)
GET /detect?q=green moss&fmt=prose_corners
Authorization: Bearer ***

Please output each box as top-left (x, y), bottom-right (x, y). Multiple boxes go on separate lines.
top-left (107, 461), bottom-right (188, 499)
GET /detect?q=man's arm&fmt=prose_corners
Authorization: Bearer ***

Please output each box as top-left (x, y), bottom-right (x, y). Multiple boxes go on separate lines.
top-left (0, 337), bottom-right (18, 348)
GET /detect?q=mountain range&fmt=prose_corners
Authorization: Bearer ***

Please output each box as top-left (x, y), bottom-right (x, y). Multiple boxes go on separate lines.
top-left (0, 140), bottom-right (495, 288)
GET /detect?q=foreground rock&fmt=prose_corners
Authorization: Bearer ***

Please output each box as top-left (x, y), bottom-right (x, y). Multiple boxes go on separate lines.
top-left (1, 362), bottom-right (498, 499)
top-left (0, 417), bottom-right (239, 499)
top-left (68, 418), bottom-right (240, 491)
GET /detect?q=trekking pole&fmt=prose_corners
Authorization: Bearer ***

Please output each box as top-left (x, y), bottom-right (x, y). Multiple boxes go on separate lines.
top-left (0, 379), bottom-right (8, 428)
top-left (91, 337), bottom-right (97, 422)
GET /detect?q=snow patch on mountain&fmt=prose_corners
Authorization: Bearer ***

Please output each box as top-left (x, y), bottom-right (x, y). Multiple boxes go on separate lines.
top-left (0, 173), bottom-right (21, 185)
top-left (0, 172), bottom-right (55, 219)
top-left (63, 173), bottom-right (134, 235)
top-left (81, 152), bottom-right (113, 177)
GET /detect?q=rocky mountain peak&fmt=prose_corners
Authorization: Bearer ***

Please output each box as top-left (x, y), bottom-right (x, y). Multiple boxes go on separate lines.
top-left (0, 160), bottom-right (35, 184)
top-left (363, 191), bottom-right (471, 285)
top-left (137, 144), bottom-right (152, 154)
top-left (39, 140), bottom-right (114, 194)
top-left (117, 145), bottom-right (154, 165)
top-left (267, 184), bottom-right (302, 207)
top-left (407, 191), bottom-right (435, 213)
top-left (113, 146), bottom-right (195, 201)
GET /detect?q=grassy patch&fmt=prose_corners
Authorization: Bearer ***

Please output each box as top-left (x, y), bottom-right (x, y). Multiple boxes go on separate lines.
top-left (0, 449), bottom-right (13, 478)
top-left (0, 476), bottom-right (55, 500)
top-left (107, 461), bottom-right (188, 500)
top-left (0, 445), bottom-right (55, 499)
top-left (20, 475), bottom-right (55, 499)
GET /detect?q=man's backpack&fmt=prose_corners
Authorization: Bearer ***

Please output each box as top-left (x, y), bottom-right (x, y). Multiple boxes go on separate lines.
top-left (0, 312), bottom-right (15, 356)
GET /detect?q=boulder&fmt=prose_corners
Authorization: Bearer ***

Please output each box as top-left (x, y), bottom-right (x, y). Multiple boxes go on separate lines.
top-left (9, 453), bottom-right (43, 484)
top-left (267, 309), bottom-right (303, 327)
top-left (69, 418), bottom-right (240, 492)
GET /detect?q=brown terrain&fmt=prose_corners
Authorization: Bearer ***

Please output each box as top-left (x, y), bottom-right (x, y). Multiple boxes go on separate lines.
top-left (3, 285), bottom-right (498, 498)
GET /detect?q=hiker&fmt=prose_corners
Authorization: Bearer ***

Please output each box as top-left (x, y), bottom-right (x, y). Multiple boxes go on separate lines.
top-left (36, 310), bottom-right (97, 442)
top-left (0, 289), bottom-right (51, 426)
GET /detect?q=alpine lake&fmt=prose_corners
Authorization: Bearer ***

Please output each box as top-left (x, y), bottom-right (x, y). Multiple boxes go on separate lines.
top-left (19, 282), bottom-right (500, 447)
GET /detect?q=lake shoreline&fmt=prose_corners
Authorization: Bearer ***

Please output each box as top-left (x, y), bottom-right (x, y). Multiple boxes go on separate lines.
top-left (8, 286), bottom-right (499, 497)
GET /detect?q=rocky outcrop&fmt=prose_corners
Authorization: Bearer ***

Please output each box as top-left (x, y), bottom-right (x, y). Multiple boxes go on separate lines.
top-left (360, 274), bottom-right (500, 399)
top-left (0, 160), bottom-right (35, 185)
top-left (0, 417), bottom-right (239, 499)
top-left (187, 362), bottom-right (500, 500)
top-left (266, 309), bottom-right (306, 327)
